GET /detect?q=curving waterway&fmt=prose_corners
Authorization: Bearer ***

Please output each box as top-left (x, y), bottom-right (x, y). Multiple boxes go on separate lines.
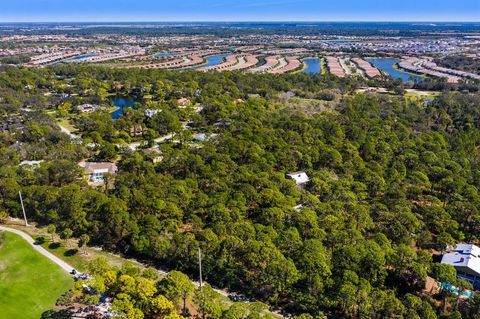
top-left (368, 59), bottom-right (423, 83)
top-left (196, 54), bottom-right (229, 69)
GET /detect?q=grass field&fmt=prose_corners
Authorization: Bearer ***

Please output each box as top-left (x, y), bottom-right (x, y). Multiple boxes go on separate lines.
top-left (56, 118), bottom-right (77, 132)
top-left (0, 231), bottom-right (73, 319)
top-left (404, 89), bottom-right (441, 101)
top-left (10, 224), bottom-right (141, 272)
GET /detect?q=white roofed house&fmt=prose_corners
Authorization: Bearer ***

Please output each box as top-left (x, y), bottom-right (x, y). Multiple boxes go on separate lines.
top-left (77, 104), bottom-right (100, 113)
top-left (19, 160), bottom-right (44, 171)
top-left (78, 161), bottom-right (118, 185)
top-left (144, 109), bottom-right (162, 118)
top-left (286, 171), bottom-right (310, 186)
top-left (441, 243), bottom-right (480, 290)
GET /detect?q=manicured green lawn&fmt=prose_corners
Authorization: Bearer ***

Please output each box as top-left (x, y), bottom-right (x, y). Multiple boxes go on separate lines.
top-left (0, 232), bottom-right (73, 319)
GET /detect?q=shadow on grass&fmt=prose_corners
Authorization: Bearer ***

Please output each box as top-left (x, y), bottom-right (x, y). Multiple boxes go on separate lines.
top-left (64, 249), bottom-right (78, 257)
top-left (41, 309), bottom-right (71, 319)
top-left (49, 242), bottom-right (61, 249)
top-left (34, 236), bottom-right (45, 245)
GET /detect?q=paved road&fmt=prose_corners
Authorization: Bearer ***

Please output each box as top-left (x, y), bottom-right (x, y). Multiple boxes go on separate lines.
top-left (0, 226), bottom-right (75, 273)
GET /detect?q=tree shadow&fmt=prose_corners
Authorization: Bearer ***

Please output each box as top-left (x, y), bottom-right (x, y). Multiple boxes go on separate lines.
top-left (40, 309), bottom-right (71, 319)
top-left (64, 249), bottom-right (78, 257)
top-left (49, 242), bottom-right (61, 249)
top-left (34, 236), bottom-right (45, 245)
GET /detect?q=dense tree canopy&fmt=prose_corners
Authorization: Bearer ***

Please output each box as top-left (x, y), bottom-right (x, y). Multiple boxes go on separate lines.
top-left (1, 65), bottom-right (480, 318)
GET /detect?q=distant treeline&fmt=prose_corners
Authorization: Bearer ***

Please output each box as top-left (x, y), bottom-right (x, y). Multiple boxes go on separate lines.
top-left (2, 22), bottom-right (480, 37)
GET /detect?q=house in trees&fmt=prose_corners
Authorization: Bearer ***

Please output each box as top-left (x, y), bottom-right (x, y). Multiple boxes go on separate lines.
top-left (144, 109), bottom-right (162, 118)
top-left (77, 104), bottom-right (100, 113)
top-left (19, 160), bottom-right (44, 170)
top-left (441, 243), bottom-right (480, 290)
top-left (142, 147), bottom-right (163, 163)
top-left (129, 124), bottom-right (145, 137)
top-left (78, 161), bottom-right (118, 184)
top-left (177, 97), bottom-right (191, 108)
top-left (286, 171), bottom-right (310, 186)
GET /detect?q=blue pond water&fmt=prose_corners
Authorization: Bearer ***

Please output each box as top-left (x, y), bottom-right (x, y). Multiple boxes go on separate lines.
top-left (112, 97), bottom-right (136, 119)
top-left (303, 58), bottom-right (321, 74)
top-left (71, 54), bottom-right (97, 60)
top-left (368, 59), bottom-right (423, 83)
top-left (197, 54), bottom-right (229, 69)
top-left (154, 52), bottom-right (178, 58)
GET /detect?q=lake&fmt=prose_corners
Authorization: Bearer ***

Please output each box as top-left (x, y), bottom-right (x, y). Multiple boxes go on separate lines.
top-left (71, 54), bottom-right (97, 61)
top-left (154, 52), bottom-right (178, 58)
top-left (303, 58), bottom-right (321, 74)
top-left (196, 54), bottom-right (229, 69)
top-left (368, 59), bottom-right (423, 83)
top-left (112, 96), bottom-right (136, 119)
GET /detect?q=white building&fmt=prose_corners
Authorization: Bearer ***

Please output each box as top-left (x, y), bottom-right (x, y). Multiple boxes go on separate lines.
top-left (19, 160), bottom-right (44, 170)
top-left (286, 172), bottom-right (310, 185)
top-left (79, 162), bottom-right (118, 184)
top-left (441, 243), bottom-right (480, 289)
top-left (144, 109), bottom-right (162, 118)
top-left (77, 104), bottom-right (100, 113)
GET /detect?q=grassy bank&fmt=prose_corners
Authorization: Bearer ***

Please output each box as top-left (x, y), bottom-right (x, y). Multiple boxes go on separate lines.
top-left (393, 62), bottom-right (429, 78)
top-left (291, 60), bottom-right (307, 74)
top-left (8, 224), bottom-right (140, 272)
top-left (0, 231), bottom-right (73, 319)
top-left (320, 57), bottom-right (328, 75)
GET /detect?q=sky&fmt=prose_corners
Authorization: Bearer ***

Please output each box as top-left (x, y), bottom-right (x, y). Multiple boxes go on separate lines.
top-left (1, 0), bottom-right (479, 22)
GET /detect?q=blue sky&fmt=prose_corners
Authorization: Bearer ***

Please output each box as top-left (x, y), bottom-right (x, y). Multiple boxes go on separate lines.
top-left (1, 0), bottom-right (478, 22)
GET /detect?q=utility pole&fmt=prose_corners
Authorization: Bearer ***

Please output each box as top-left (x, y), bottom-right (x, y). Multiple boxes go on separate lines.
top-left (19, 191), bottom-right (28, 226)
top-left (198, 246), bottom-right (203, 288)
top-left (198, 246), bottom-right (205, 319)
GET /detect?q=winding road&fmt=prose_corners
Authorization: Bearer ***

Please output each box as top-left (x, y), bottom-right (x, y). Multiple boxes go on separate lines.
top-left (0, 225), bottom-right (75, 273)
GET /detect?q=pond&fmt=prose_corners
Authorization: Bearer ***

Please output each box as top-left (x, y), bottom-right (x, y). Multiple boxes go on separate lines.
top-left (367, 59), bottom-right (423, 83)
top-left (303, 58), bottom-right (321, 74)
top-left (154, 52), bottom-right (178, 58)
top-left (70, 54), bottom-right (97, 61)
top-left (111, 96), bottom-right (136, 119)
top-left (196, 54), bottom-right (229, 69)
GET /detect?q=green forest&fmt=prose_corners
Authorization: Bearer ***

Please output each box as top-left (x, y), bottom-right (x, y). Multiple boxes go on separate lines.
top-left (2, 65), bottom-right (480, 318)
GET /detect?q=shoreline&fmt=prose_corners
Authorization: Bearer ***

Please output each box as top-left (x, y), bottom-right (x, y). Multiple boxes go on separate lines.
top-left (393, 62), bottom-right (429, 79)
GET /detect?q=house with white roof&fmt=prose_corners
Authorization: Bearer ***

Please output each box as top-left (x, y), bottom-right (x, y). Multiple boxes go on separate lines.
top-left (77, 104), bottom-right (100, 113)
top-left (441, 243), bottom-right (480, 290)
top-left (286, 172), bottom-right (310, 186)
top-left (78, 162), bottom-right (118, 184)
top-left (19, 160), bottom-right (44, 170)
top-left (144, 109), bottom-right (162, 118)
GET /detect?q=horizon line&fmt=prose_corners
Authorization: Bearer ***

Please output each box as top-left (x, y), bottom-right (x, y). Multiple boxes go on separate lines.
top-left (1, 20), bottom-right (480, 24)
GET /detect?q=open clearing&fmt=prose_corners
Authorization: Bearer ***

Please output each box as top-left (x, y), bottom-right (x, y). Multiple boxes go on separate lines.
top-left (0, 231), bottom-right (73, 319)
